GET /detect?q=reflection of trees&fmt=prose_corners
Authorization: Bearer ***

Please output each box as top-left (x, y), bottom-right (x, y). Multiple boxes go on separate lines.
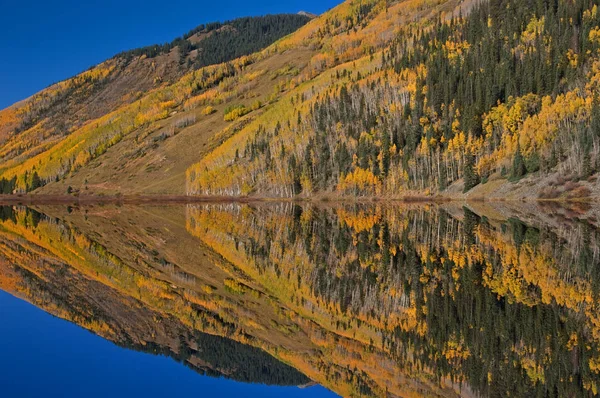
top-left (0, 206), bottom-right (309, 388)
top-left (187, 203), bottom-right (600, 396)
top-left (2, 203), bottom-right (599, 397)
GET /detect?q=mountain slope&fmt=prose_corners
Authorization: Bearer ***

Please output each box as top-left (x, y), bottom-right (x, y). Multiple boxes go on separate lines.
top-left (0, 14), bottom-right (311, 194)
top-left (0, 0), bottom-right (473, 196)
top-left (3, 0), bottom-right (600, 200)
top-left (186, 0), bottom-right (600, 200)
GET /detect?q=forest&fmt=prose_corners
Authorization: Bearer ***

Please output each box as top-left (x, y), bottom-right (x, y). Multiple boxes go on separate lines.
top-left (116, 14), bottom-right (311, 68)
top-left (6, 0), bottom-right (600, 198)
top-left (187, 0), bottom-right (600, 198)
top-left (4, 0), bottom-right (600, 198)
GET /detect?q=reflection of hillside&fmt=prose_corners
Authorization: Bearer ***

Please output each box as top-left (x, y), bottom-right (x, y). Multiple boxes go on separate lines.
top-left (187, 203), bottom-right (600, 397)
top-left (0, 206), bottom-right (309, 387)
top-left (1, 203), bottom-right (600, 397)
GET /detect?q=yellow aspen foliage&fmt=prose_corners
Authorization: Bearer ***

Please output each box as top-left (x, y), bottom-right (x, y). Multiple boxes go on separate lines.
top-left (443, 40), bottom-right (471, 62)
top-left (202, 106), bottom-right (217, 115)
top-left (590, 26), bottom-right (600, 45)
top-left (338, 168), bottom-right (381, 195)
top-left (224, 105), bottom-right (250, 122)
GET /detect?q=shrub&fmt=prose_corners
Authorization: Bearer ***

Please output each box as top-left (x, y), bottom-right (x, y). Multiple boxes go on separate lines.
top-left (224, 105), bottom-right (249, 122)
top-left (251, 100), bottom-right (263, 111)
top-left (174, 115), bottom-right (196, 129)
top-left (202, 106), bottom-right (217, 116)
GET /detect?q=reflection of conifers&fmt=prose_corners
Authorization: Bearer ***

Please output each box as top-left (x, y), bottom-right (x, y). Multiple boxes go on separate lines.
top-left (186, 203), bottom-right (600, 397)
top-left (3, 203), bottom-right (600, 397)
top-left (119, 332), bottom-right (310, 385)
top-left (0, 206), bottom-right (309, 387)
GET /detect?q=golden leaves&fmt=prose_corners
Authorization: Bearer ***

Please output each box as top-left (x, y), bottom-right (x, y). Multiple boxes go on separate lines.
top-left (338, 167), bottom-right (382, 195)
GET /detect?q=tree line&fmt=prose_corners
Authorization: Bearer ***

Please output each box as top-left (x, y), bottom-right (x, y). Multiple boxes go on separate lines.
top-left (117, 14), bottom-right (311, 68)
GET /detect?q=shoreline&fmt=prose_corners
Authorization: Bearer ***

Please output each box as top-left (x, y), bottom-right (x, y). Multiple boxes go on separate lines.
top-left (0, 194), bottom-right (597, 206)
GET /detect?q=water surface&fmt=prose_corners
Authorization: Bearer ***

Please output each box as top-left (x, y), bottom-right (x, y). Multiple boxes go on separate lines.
top-left (0, 202), bottom-right (598, 397)
top-left (0, 290), bottom-right (335, 398)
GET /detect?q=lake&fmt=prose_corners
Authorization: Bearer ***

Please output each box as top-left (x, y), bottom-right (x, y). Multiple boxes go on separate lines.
top-left (0, 202), bottom-right (598, 397)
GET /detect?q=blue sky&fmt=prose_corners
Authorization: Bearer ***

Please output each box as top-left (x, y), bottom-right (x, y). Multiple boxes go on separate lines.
top-left (0, 0), bottom-right (341, 109)
top-left (0, 290), bottom-right (339, 397)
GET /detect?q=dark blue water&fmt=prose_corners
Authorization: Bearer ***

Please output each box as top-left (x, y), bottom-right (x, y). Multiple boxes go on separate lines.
top-left (0, 290), bottom-right (338, 398)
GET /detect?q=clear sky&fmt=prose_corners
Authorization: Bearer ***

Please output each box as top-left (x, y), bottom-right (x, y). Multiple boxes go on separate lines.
top-left (0, 0), bottom-right (342, 109)
top-left (0, 290), bottom-right (339, 397)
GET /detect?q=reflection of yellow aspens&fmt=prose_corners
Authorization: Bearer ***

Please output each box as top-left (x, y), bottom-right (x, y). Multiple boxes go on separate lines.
top-left (1, 201), bottom-right (599, 397)
top-left (186, 202), bottom-right (600, 396)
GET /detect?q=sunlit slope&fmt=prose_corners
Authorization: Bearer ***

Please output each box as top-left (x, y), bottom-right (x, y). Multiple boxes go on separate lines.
top-left (186, 0), bottom-right (469, 196)
top-left (4, 0), bottom-right (600, 200)
top-left (0, 15), bottom-right (310, 195)
top-left (187, 0), bottom-right (600, 200)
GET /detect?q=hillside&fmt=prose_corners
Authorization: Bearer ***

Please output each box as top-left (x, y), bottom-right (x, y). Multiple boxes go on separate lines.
top-left (0, 13), bottom-right (311, 194)
top-left (186, 0), bottom-right (600, 200)
top-left (2, 0), bottom-right (600, 201)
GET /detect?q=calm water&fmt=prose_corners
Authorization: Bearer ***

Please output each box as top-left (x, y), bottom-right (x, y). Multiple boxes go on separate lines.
top-left (0, 202), bottom-right (599, 397)
top-left (0, 290), bottom-right (336, 398)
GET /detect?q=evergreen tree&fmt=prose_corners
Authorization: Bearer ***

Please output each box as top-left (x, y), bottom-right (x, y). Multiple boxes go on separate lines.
top-left (29, 171), bottom-right (41, 192)
top-left (463, 153), bottom-right (480, 192)
top-left (512, 143), bottom-right (526, 179)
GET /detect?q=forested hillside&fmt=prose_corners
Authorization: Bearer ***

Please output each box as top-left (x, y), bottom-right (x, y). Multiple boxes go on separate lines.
top-left (117, 14), bottom-right (312, 68)
top-left (0, 14), bottom-right (311, 194)
top-left (2, 0), bottom-right (600, 200)
top-left (187, 0), bottom-right (600, 200)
